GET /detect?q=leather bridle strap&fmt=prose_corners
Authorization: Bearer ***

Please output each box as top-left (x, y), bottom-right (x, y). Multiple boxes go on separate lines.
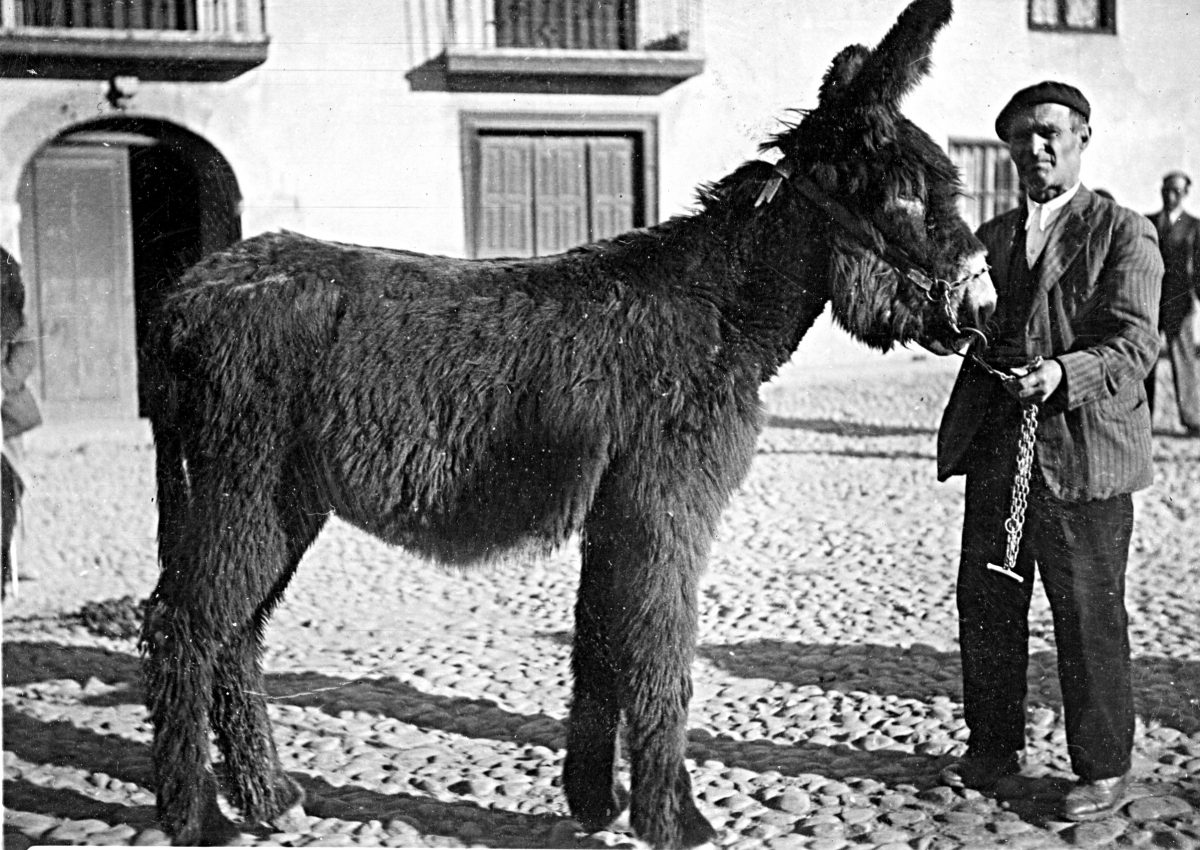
top-left (755, 160), bottom-right (978, 301)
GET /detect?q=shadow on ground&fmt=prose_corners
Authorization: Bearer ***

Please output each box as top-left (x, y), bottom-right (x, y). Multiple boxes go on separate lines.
top-left (7, 637), bottom-right (1197, 774)
top-left (699, 640), bottom-right (1200, 734)
top-left (6, 635), bottom-right (1196, 736)
top-left (2, 702), bottom-right (569, 848)
top-left (762, 416), bottom-right (934, 438)
top-left (5, 637), bottom-right (1198, 844)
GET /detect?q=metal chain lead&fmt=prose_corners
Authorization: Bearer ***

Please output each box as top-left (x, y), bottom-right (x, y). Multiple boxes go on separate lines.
top-left (988, 401), bottom-right (1040, 583)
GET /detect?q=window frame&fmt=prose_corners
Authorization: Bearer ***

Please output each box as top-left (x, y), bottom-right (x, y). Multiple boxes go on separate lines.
top-left (948, 137), bottom-right (1022, 232)
top-left (1027, 0), bottom-right (1116, 34)
top-left (460, 112), bottom-right (658, 259)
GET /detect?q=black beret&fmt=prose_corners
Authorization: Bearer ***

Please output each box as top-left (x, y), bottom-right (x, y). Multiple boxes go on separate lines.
top-left (995, 81), bottom-right (1090, 141)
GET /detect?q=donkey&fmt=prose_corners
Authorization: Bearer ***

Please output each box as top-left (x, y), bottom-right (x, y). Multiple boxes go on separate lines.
top-left (142, 0), bottom-right (993, 846)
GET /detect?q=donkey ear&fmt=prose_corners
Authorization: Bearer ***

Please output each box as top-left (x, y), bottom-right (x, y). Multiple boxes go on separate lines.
top-left (847, 0), bottom-right (954, 110)
top-left (818, 44), bottom-right (871, 105)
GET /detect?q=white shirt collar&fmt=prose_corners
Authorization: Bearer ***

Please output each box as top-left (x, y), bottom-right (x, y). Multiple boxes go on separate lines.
top-left (1025, 182), bottom-right (1082, 232)
top-left (1168, 208), bottom-right (1184, 224)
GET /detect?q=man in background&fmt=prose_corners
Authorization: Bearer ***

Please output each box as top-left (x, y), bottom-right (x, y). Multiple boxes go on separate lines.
top-left (2, 247), bottom-right (42, 599)
top-left (1146, 171), bottom-right (1200, 435)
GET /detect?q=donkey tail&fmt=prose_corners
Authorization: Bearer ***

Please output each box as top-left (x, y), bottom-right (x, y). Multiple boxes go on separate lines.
top-left (145, 324), bottom-right (190, 575)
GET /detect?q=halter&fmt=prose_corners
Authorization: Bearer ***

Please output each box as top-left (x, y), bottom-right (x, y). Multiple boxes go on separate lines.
top-left (754, 159), bottom-right (987, 330)
top-left (756, 159), bottom-right (1041, 584)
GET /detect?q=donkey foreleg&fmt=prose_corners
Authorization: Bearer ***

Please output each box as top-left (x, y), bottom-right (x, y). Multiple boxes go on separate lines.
top-left (573, 481), bottom-right (717, 850)
top-left (616, 566), bottom-right (715, 850)
top-left (565, 528), bottom-right (629, 832)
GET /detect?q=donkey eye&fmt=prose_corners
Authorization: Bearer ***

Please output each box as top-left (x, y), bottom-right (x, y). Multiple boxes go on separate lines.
top-left (890, 194), bottom-right (926, 217)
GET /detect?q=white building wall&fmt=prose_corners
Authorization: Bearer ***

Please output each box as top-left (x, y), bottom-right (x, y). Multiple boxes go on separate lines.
top-left (1, 0), bottom-right (1196, 370)
top-left (2, 1), bottom-right (1190, 367)
top-left (3, 1), bottom-right (1197, 251)
top-left (661, 0), bottom-right (1198, 219)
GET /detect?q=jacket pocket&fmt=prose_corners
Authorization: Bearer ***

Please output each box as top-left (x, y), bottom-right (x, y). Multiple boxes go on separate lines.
top-left (1095, 387), bottom-right (1144, 421)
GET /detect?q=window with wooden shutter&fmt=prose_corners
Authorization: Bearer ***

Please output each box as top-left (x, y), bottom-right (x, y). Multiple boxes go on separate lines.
top-left (535, 137), bottom-right (589, 254)
top-left (589, 137), bottom-right (635, 240)
top-left (470, 128), bottom-right (645, 258)
top-left (1028, 0), bottom-right (1115, 33)
top-left (950, 140), bottom-right (1021, 231)
top-left (478, 136), bottom-right (535, 258)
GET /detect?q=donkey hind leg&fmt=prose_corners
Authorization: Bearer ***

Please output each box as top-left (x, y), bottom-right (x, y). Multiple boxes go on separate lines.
top-left (145, 480), bottom-right (321, 846)
top-left (209, 468), bottom-right (329, 831)
top-left (570, 486), bottom-right (717, 850)
top-left (144, 536), bottom-right (245, 844)
top-left (208, 596), bottom-right (308, 831)
top-left (564, 529), bottom-right (629, 832)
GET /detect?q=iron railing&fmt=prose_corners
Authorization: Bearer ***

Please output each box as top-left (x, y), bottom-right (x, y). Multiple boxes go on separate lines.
top-left (1, 0), bottom-right (265, 38)
top-left (448, 0), bottom-right (695, 52)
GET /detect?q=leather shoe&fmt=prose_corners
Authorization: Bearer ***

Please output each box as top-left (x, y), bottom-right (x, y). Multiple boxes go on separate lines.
top-left (1061, 774), bottom-right (1129, 821)
top-left (940, 754), bottom-right (1020, 790)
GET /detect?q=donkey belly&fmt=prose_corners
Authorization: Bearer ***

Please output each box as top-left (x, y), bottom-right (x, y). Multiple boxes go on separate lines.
top-left (326, 424), bottom-right (612, 566)
top-left (311, 271), bottom-right (627, 564)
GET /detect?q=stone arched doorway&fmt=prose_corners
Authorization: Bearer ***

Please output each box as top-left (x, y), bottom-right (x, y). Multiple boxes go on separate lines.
top-left (18, 118), bottom-right (240, 420)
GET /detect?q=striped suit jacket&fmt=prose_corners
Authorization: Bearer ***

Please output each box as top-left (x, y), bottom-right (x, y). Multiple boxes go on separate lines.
top-left (937, 186), bottom-right (1164, 501)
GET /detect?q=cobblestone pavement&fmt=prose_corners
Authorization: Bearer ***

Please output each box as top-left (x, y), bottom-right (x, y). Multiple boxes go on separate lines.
top-left (4, 355), bottom-right (1199, 849)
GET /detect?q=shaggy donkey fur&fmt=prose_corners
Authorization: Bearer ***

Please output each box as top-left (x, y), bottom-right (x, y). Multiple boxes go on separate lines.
top-left (142, 0), bottom-right (994, 846)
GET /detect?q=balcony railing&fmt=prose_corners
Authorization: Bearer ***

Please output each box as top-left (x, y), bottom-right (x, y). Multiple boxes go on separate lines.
top-left (1, 0), bottom-right (268, 81)
top-left (435, 0), bottom-right (702, 94)
top-left (494, 0), bottom-right (635, 50)
top-left (447, 0), bottom-right (694, 51)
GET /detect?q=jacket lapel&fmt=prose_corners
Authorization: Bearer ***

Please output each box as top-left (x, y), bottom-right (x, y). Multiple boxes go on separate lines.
top-left (1035, 187), bottom-right (1091, 295)
top-left (1183, 211), bottom-right (1199, 238)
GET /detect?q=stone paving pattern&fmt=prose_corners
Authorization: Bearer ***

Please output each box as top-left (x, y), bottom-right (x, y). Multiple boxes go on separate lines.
top-left (4, 355), bottom-right (1199, 849)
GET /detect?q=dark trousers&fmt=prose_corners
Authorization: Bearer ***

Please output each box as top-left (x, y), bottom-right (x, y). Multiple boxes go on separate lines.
top-left (1145, 327), bottom-right (1200, 430)
top-left (957, 465), bottom-right (1134, 781)
top-left (2, 454), bottom-right (20, 597)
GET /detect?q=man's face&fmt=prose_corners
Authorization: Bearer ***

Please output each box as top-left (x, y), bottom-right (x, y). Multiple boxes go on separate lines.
top-left (1006, 102), bottom-right (1089, 202)
top-left (1161, 176), bottom-right (1189, 213)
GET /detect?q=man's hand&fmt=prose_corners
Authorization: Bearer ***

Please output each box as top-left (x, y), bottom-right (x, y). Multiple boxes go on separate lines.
top-left (1004, 358), bottom-right (1063, 404)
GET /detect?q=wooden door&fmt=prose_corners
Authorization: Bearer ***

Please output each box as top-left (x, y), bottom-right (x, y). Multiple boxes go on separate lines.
top-left (21, 145), bottom-right (139, 419)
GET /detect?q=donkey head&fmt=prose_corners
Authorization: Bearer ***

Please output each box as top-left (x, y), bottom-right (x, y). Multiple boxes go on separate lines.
top-left (767, 0), bottom-right (995, 353)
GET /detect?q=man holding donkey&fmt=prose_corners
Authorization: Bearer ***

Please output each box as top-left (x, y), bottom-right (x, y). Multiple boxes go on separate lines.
top-left (937, 81), bottom-right (1162, 821)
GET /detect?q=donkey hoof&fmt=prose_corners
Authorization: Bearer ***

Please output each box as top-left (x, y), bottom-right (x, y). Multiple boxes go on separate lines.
top-left (269, 803), bottom-right (309, 833)
top-left (680, 805), bottom-right (719, 850)
top-left (174, 793), bottom-right (246, 846)
top-left (273, 772), bottom-right (306, 812)
top-left (635, 803), bottom-right (717, 850)
top-left (574, 784), bottom-right (630, 833)
top-left (182, 819), bottom-right (245, 847)
top-left (546, 820), bottom-right (589, 846)
top-left (610, 807), bottom-right (632, 833)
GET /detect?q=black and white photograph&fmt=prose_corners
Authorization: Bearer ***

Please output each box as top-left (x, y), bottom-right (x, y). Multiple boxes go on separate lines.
top-left (1, 0), bottom-right (1198, 847)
